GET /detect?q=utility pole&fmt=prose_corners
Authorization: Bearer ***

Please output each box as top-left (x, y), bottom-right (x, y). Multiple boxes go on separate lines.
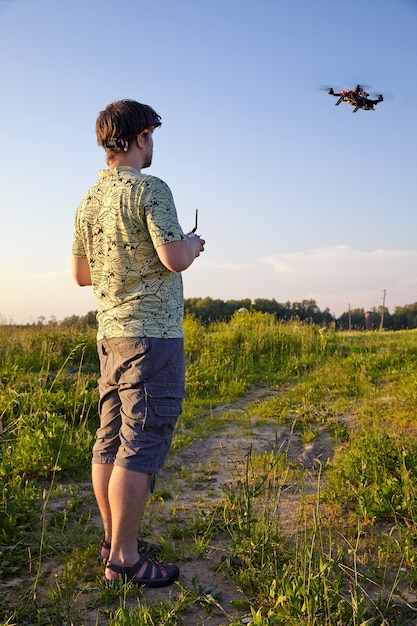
top-left (379, 289), bottom-right (386, 331)
top-left (348, 303), bottom-right (352, 330)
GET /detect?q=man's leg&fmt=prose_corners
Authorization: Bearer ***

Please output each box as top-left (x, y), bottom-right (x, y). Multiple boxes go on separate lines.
top-left (104, 466), bottom-right (151, 579)
top-left (92, 462), bottom-right (114, 547)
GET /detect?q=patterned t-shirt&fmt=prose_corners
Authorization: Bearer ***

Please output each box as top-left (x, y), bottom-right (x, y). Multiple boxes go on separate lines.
top-left (72, 167), bottom-right (186, 339)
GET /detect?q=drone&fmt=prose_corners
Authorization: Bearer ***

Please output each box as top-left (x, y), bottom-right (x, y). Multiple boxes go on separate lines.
top-left (327, 84), bottom-right (383, 112)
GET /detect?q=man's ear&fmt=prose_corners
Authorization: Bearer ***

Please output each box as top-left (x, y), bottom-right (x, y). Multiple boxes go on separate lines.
top-left (136, 132), bottom-right (147, 148)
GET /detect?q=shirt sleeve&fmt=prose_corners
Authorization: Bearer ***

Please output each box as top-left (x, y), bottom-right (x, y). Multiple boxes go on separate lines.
top-left (72, 206), bottom-right (87, 258)
top-left (142, 177), bottom-right (185, 248)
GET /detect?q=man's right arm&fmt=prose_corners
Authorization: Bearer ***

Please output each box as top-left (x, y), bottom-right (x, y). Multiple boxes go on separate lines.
top-left (156, 236), bottom-right (205, 273)
top-left (72, 257), bottom-right (92, 286)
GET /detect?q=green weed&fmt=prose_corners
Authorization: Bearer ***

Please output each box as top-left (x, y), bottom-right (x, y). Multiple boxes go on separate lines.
top-left (325, 431), bottom-right (417, 524)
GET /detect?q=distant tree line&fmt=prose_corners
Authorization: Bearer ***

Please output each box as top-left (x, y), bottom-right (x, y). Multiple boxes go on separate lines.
top-left (27, 299), bottom-right (417, 331)
top-left (338, 302), bottom-right (417, 331)
top-left (184, 297), bottom-right (335, 325)
top-left (184, 298), bottom-right (417, 330)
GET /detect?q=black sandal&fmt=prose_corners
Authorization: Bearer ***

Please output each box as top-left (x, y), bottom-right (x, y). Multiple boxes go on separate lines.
top-left (99, 538), bottom-right (162, 563)
top-left (104, 554), bottom-right (179, 588)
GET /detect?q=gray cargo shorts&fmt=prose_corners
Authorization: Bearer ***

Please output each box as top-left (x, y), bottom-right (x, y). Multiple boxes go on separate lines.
top-left (92, 337), bottom-right (185, 478)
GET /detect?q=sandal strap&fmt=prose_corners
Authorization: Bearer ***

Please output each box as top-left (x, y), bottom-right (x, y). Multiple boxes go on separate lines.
top-left (138, 539), bottom-right (162, 555)
top-left (99, 537), bottom-right (162, 566)
top-left (106, 554), bottom-right (155, 580)
top-left (125, 555), bottom-right (155, 580)
top-left (106, 561), bottom-right (126, 576)
top-left (105, 555), bottom-right (179, 587)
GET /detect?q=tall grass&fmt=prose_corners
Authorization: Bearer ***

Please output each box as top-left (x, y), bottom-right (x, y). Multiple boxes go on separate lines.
top-left (1, 317), bottom-right (417, 624)
top-left (183, 312), bottom-right (324, 407)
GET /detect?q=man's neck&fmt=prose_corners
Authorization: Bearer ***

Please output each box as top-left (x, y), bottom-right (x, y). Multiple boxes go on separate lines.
top-left (109, 153), bottom-right (142, 171)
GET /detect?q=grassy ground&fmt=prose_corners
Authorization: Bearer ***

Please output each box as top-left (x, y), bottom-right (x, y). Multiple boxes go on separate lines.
top-left (1, 314), bottom-right (417, 624)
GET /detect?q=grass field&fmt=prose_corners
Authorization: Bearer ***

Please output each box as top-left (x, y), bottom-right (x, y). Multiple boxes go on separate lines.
top-left (1, 313), bottom-right (417, 625)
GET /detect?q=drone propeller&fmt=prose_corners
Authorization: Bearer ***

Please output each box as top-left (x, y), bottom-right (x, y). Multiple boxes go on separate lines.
top-left (370, 90), bottom-right (393, 101)
top-left (319, 82), bottom-right (372, 93)
top-left (320, 83), bottom-right (392, 103)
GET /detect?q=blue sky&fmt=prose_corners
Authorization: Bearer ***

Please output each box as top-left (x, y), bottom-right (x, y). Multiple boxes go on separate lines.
top-left (0, 0), bottom-right (416, 323)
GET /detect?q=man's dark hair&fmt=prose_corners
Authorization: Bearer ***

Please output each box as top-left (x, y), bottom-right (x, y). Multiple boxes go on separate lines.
top-left (96, 99), bottom-right (161, 152)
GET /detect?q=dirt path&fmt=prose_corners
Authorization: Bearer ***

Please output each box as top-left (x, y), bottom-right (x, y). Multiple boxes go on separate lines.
top-left (135, 387), bottom-right (342, 625)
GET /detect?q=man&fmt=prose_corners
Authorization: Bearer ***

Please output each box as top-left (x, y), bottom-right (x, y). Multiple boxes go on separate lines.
top-left (72, 99), bottom-right (205, 587)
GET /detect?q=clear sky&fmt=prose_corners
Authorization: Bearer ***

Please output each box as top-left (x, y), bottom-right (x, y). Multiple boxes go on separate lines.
top-left (1, 0), bottom-right (416, 323)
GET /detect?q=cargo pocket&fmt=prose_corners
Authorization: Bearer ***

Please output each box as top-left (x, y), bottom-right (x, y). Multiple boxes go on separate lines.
top-left (143, 381), bottom-right (184, 439)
